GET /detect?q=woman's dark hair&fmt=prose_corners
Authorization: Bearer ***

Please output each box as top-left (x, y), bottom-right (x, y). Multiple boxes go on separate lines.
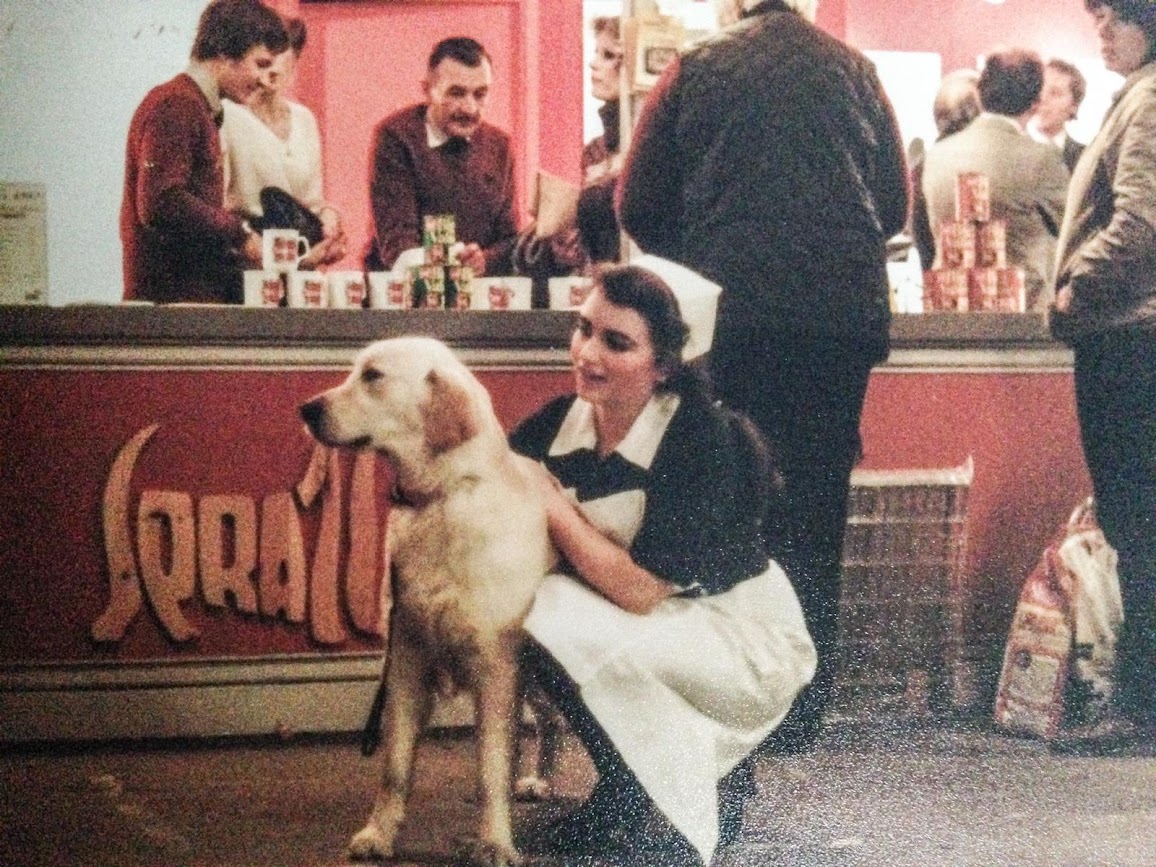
top-left (593, 263), bottom-right (783, 524)
top-left (1086, 0), bottom-right (1156, 61)
top-left (593, 264), bottom-right (690, 390)
top-left (1082, 0), bottom-right (1156, 56)
top-left (192, 0), bottom-right (288, 61)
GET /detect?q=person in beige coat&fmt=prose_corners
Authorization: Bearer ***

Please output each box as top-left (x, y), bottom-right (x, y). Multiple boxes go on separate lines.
top-left (922, 48), bottom-right (1070, 310)
top-left (1049, 0), bottom-right (1156, 756)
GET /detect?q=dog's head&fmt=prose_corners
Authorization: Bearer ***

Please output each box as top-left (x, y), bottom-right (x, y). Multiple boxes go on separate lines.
top-left (299, 337), bottom-right (493, 462)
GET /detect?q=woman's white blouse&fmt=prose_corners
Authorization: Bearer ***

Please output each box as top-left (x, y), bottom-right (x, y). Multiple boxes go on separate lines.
top-left (220, 99), bottom-right (325, 217)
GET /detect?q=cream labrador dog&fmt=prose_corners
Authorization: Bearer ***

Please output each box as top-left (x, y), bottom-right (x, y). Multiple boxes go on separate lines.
top-left (300, 337), bottom-right (555, 866)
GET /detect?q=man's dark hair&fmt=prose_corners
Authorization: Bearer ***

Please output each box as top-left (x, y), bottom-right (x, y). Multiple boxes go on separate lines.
top-left (192, 0), bottom-right (288, 61)
top-left (978, 48), bottom-right (1045, 116)
top-left (428, 37), bottom-right (491, 72)
top-left (1085, 0), bottom-right (1156, 61)
top-left (1047, 58), bottom-right (1087, 109)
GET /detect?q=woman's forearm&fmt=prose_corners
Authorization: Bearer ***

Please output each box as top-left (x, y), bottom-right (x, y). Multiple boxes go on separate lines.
top-left (548, 499), bottom-right (675, 614)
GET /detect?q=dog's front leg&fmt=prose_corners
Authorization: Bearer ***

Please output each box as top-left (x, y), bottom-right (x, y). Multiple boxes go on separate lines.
top-left (467, 645), bottom-right (522, 866)
top-left (348, 628), bottom-right (431, 862)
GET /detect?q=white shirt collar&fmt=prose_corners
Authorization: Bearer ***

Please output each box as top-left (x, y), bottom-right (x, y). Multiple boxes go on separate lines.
top-left (548, 393), bottom-right (681, 471)
top-left (425, 119), bottom-right (450, 149)
top-left (186, 62), bottom-right (222, 117)
top-left (1027, 118), bottom-right (1067, 149)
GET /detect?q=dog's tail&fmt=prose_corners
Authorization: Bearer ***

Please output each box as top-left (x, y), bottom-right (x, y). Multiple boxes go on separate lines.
top-left (360, 666), bottom-right (388, 757)
top-left (360, 564), bottom-right (397, 757)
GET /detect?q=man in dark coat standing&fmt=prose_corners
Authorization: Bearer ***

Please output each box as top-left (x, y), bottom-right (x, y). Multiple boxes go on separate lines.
top-left (618, 0), bottom-right (908, 751)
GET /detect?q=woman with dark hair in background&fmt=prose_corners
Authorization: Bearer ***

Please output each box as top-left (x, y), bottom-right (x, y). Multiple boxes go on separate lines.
top-left (515, 16), bottom-right (626, 291)
top-left (575, 15), bottom-right (626, 264)
top-left (1050, 0), bottom-right (1156, 754)
top-left (512, 264), bottom-right (815, 864)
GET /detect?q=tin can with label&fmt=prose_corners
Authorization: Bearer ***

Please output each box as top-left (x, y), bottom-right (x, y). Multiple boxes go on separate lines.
top-left (924, 268), bottom-right (969, 312)
top-left (967, 267), bottom-right (999, 311)
top-left (976, 219), bottom-right (1007, 268)
top-left (955, 171), bottom-right (991, 222)
top-left (937, 220), bottom-right (977, 269)
top-left (996, 267), bottom-right (1026, 312)
top-left (422, 214), bottom-right (457, 247)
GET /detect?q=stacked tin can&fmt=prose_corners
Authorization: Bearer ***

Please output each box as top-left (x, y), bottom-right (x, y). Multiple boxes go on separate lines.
top-left (401, 214), bottom-right (475, 309)
top-left (923, 172), bottom-right (1025, 312)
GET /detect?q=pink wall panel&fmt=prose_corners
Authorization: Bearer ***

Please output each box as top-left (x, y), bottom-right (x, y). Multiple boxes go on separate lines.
top-left (0, 367), bottom-right (572, 664)
top-left (846, 0), bottom-right (1099, 73)
top-left (532, 0), bottom-right (585, 184)
top-left (1, 362), bottom-right (1089, 673)
top-left (815, 0), bottom-right (847, 37)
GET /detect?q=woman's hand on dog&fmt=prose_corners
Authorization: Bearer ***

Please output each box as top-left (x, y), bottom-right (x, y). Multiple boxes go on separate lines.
top-left (528, 462), bottom-right (678, 615)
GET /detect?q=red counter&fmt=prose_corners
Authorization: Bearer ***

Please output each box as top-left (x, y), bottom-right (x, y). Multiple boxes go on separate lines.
top-left (0, 308), bottom-right (1089, 741)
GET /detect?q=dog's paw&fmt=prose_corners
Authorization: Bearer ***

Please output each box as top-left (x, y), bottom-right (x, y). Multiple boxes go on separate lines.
top-left (347, 823), bottom-right (395, 862)
top-left (456, 835), bottom-right (524, 867)
top-left (513, 775), bottom-right (554, 802)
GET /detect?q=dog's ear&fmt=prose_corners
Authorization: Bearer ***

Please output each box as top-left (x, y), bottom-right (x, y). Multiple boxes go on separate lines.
top-left (422, 367), bottom-right (480, 454)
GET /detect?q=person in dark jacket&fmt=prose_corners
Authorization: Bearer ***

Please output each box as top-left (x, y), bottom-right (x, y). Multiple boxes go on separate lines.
top-left (1030, 58), bottom-right (1088, 173)
top-left (617, 0), bottom-right (908, 752)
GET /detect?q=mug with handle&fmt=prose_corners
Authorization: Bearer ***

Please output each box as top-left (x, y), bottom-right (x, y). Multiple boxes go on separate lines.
top-left (262, 229), bottom-right (311, 273)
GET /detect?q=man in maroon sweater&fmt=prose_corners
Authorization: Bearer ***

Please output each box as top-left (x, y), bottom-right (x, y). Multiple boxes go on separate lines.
top-left (121, 0), bottom-right (287, 303)
top-left (365, 37), bottom-right (518, 276)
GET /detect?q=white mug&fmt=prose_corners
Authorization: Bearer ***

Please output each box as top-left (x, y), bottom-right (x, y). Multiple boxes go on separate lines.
top-left (262, 229), bottom-right (311, 273)
top-left (548, 276), bottom-right (593, 310)
top-left (242, 270), bottom-right (284, 307)
top-left (328, 271), bottom-right (367, 309)
top-left (367, 271), bottom-right (409, 309)
top-left (285, 271), bottom-right (328, 308)
top-left (474, 276), bottom-right (532, 310)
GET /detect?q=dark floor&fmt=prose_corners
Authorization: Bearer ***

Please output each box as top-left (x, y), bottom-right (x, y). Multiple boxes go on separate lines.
top-left (3, 715), bottom-right (1155, 867)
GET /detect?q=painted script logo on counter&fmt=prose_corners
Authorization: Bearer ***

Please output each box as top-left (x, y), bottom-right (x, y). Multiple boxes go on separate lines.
top-left (91, 424), bottom-right (385, 645)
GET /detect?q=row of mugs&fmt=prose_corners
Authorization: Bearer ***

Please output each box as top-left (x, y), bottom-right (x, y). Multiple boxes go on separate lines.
top-left (244, 270), bottom-right (595, 310)
top-left (244, 270), bottom-right (367, 308)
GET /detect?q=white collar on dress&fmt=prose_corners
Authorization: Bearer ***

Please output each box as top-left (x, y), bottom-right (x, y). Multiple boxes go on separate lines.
top-left (548, 393), bottom-right (680, 471)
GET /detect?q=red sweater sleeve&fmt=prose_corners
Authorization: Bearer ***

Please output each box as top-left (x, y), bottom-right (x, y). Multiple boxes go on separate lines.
top-left (369, 121), bottom-right (423, 270)
top-left (481, 143), bottom-right (517, 275)
top-left (133, 92), bottom-right (245, 247)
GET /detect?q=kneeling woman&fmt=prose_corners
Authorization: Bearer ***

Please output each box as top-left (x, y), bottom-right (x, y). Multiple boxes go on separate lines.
top-left (511, 265), bottom-right (816, 864)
